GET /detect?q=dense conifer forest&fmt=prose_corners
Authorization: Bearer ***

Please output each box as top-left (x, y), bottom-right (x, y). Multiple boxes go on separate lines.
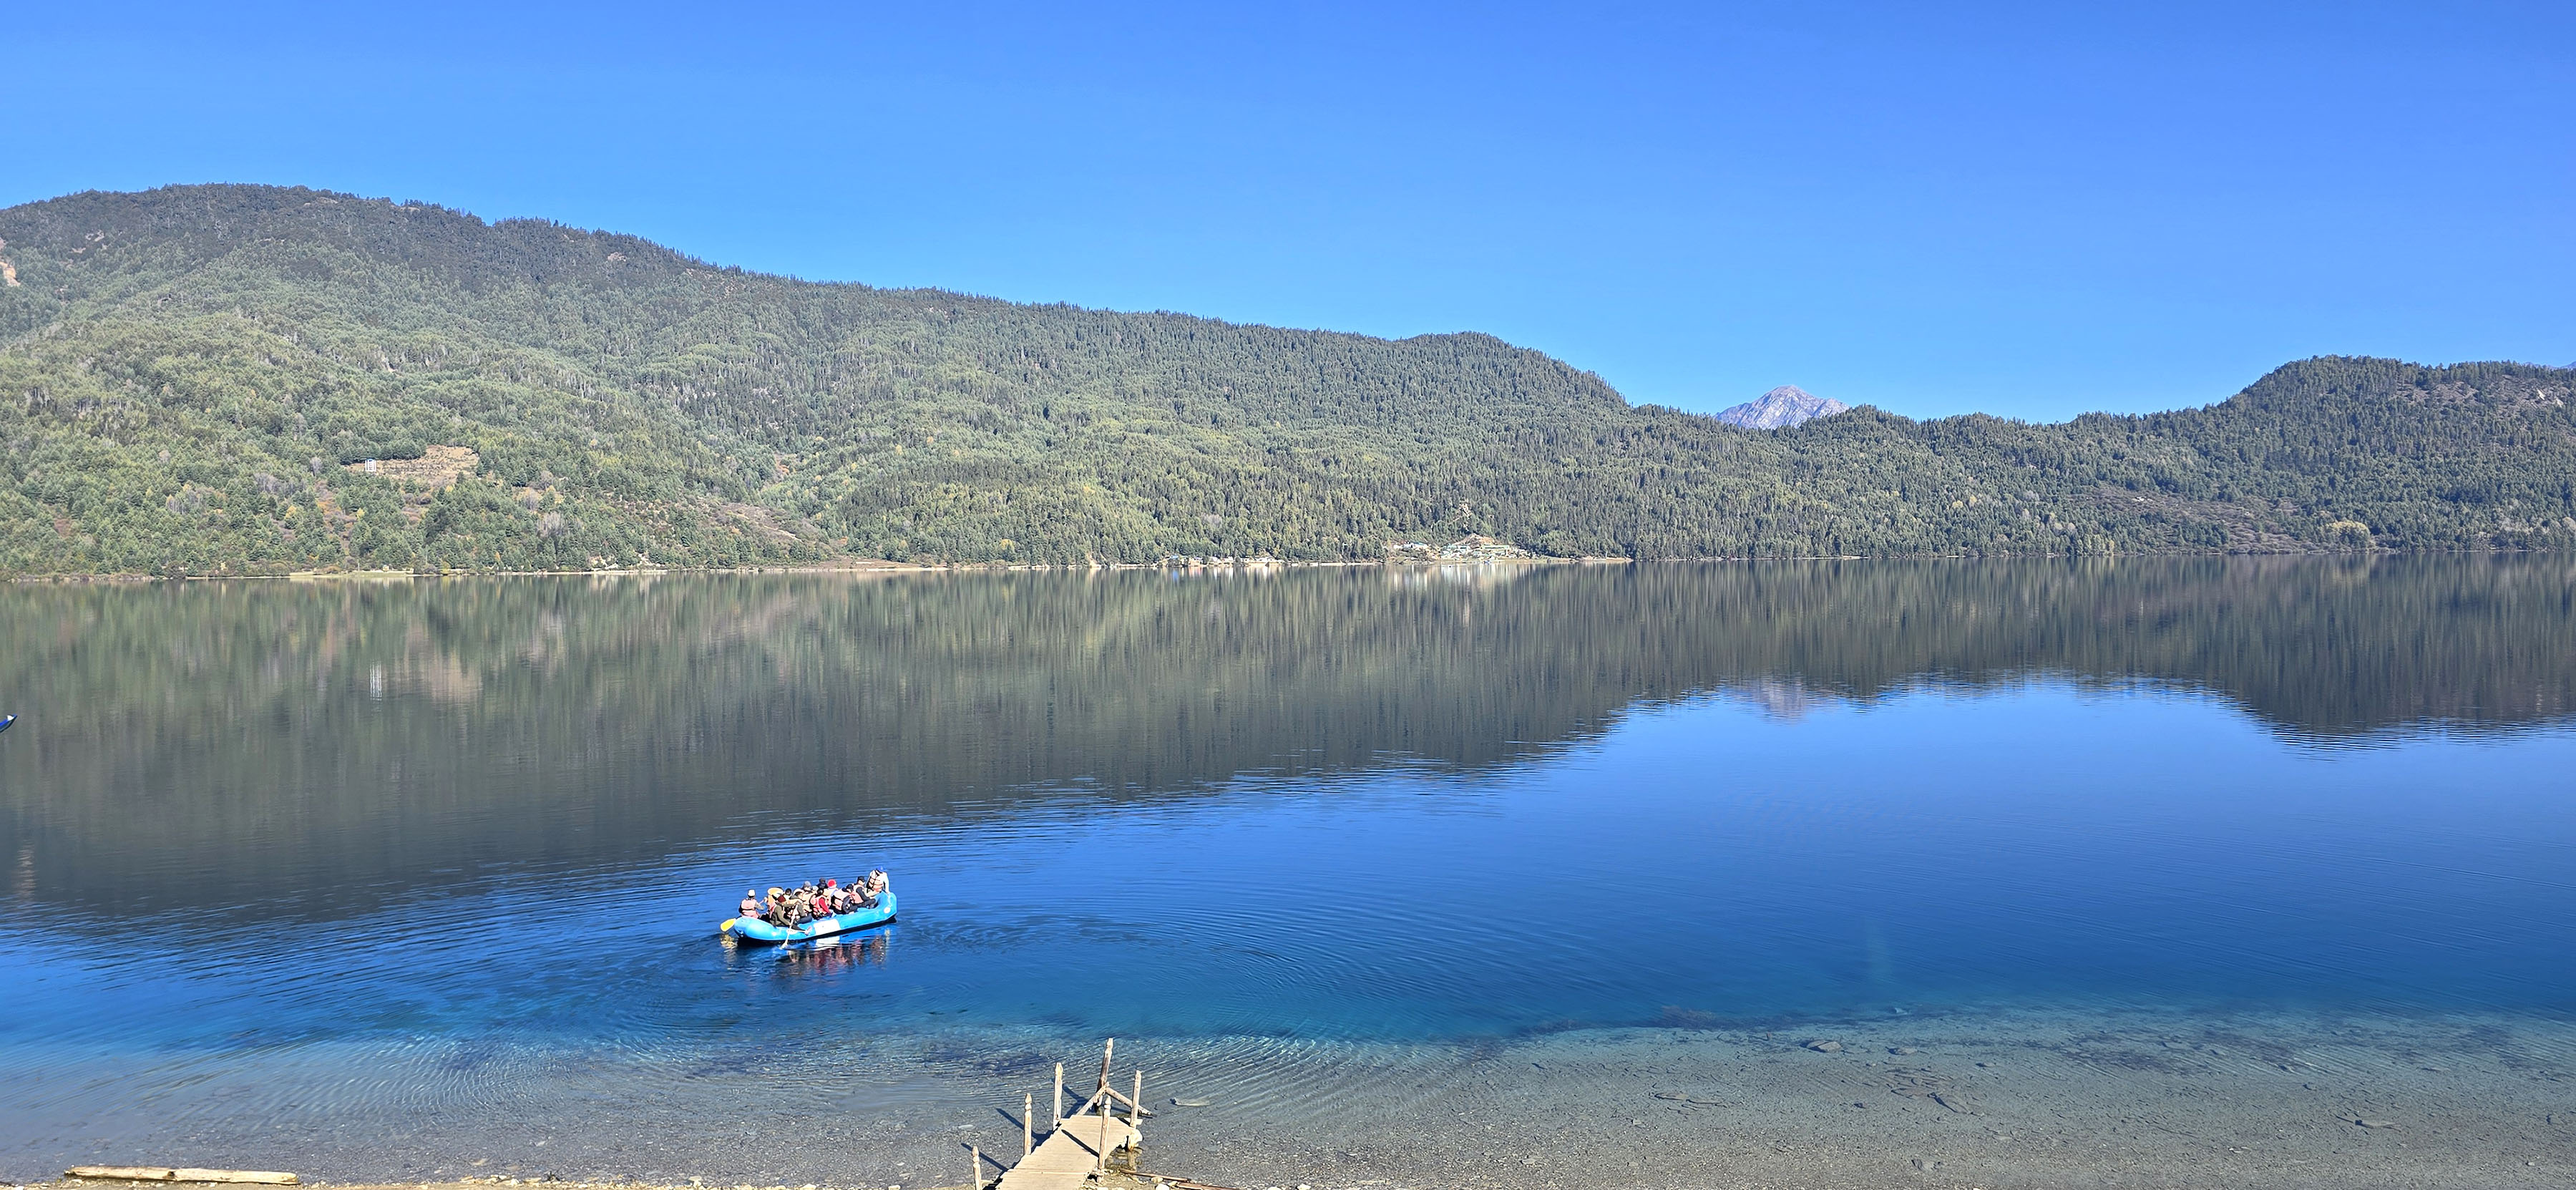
top-left (2, 184), bottom-right (2571, 574)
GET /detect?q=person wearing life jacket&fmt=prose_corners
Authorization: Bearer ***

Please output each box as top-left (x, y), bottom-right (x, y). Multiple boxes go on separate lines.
top-left (738, 889), bottom-right (764, 920)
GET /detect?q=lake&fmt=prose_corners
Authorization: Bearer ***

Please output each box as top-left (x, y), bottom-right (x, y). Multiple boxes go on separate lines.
top-left (5, 557), bottom-right (2575, 1187)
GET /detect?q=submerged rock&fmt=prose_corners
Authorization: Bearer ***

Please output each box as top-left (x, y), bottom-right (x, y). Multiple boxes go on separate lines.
top-left (1804, 1039), bottom-right (1844, 1053)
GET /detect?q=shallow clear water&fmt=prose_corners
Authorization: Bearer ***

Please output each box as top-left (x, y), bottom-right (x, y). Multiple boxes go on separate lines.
top-left (4, 557), bottom-right (2573, 1179)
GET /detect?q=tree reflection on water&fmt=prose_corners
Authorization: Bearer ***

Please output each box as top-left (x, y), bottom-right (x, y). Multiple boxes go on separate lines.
top-left (3, 554), bottom-right (2570, 921)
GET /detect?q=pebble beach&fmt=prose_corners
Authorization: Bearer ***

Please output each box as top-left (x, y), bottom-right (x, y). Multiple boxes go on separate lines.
top-left (16, 1005), bottom-right (2576, 1190)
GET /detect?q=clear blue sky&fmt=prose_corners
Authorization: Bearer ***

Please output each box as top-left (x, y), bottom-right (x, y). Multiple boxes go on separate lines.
top-left (6, 1), bottom-right (2569, 420)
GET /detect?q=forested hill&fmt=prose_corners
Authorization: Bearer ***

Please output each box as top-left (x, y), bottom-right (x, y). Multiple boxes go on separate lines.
top-left (2, 183), bottom-right (2571, 575)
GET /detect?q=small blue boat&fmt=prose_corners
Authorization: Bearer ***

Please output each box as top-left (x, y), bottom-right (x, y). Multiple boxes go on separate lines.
top-left (724, 891), bottom-right (897, 944)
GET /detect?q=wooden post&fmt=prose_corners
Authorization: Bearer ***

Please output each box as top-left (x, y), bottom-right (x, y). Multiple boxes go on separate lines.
top-left (1053, 1062), bottom-right (1064, 1127)
top-left (1132, 1068), bottom-right (1144, 1124)
top-left (1023, 1091), bottom-right (1034, 1160)
top-left (1097, 1038), bottom-right (1116, 1108)
top-left (969, 1144), bottom-right (982, 1190)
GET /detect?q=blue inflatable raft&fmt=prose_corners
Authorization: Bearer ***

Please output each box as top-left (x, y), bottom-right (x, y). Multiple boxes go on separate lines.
top-left (723, 891), bottom-right (897, 944)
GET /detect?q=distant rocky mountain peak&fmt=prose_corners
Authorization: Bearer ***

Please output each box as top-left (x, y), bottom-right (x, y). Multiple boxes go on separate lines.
top-left (1716, 385), bottom-right (1848, 429)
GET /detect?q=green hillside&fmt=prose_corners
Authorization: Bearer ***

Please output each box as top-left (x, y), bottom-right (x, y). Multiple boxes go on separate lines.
top-left (2, 183), bottom-right (2570, 575)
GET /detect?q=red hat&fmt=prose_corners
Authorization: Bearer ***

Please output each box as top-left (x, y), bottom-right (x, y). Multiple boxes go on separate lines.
top-left (824, 878), bottom-right (836, 887)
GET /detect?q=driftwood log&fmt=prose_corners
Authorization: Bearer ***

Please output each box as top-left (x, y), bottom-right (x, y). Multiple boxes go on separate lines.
top-left (67, 1168), bottom-right (300, 1185)
top-left (1131, 1174), bottom-right (1247, 1190)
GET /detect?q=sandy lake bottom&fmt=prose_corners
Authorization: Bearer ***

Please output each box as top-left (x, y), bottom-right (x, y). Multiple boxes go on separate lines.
top-left (14, 1005), bottom-right (2576, 1189)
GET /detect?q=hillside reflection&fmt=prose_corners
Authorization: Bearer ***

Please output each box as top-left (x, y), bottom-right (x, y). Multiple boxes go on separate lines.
top-left (2, 555), bottom-right (2570, 921)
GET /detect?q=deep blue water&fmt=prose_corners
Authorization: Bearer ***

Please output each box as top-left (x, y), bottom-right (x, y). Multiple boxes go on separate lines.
top-left (10, 685), bottom-right (2576, 1053)
top-left (3, 558), bottom-right (2573, 1176)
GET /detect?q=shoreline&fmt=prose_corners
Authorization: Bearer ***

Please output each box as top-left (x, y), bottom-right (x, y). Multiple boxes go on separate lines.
top-left (13, 1003), bottom-right (2576, 1190)
top-left (18, 545), bottom-right (2539, 584)
top-left (3, 557), bottom-right (1611, 584)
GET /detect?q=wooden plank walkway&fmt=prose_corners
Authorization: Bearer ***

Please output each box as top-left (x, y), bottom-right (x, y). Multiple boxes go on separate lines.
top-left (977, 1041), bottom-right (1152, 1190)
top-left (993, 1112), bottom-right (1140, 1190)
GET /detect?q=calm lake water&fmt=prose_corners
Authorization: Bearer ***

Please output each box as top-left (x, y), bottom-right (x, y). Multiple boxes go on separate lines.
top-left (4, 557), bottom-right (2574, 1181)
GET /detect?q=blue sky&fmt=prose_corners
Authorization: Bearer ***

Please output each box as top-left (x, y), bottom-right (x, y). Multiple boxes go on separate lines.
top-left (5, 1), bottom-right (2569, 420)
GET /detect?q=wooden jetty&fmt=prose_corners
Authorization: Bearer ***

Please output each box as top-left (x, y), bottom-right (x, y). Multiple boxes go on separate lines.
top-left (968, 1040), bottom-right (1154, 1190)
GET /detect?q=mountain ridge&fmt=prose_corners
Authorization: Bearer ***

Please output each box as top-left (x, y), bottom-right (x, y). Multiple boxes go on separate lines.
top-left (3, 183), bottom-right (2572, 575)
